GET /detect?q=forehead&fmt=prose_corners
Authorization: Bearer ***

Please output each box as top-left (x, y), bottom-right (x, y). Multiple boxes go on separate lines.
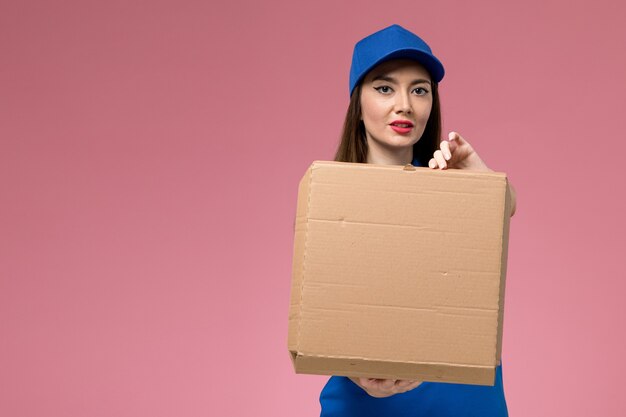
top-left (364, 59), bottom-right (431, 82)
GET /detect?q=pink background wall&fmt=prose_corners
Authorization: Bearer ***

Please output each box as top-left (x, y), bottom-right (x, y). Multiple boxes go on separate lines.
top-left (2, 0), bottom-right (625, 415)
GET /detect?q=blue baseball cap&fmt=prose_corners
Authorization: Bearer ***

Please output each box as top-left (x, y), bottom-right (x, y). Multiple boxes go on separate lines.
top-left (349, 24), bottom-right (445, 96)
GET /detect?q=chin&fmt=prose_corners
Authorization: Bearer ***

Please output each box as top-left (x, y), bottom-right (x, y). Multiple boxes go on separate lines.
top-left (386, 138), bottom-right (419, 148)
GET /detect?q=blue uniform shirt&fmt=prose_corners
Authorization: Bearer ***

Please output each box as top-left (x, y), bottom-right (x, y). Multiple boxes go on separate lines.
top-left (319, 364), bottom-right (508, 417)
top-left (319, 156), bottom-right (509, 417)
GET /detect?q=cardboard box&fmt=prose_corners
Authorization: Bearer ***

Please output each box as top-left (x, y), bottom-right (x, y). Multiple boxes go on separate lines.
top-left (288, 161), bottom-right (512, 386)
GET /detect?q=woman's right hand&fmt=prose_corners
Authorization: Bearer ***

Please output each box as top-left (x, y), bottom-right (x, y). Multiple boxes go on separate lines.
top-left (348, 377), bottom-right (422, 398)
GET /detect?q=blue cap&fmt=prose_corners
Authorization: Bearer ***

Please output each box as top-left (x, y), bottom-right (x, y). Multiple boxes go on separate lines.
top-left (349, 24), bottom-right (445, 96)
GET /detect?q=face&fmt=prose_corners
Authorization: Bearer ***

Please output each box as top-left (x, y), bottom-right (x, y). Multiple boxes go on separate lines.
top-left (359, 59), bottom-right (433, 157)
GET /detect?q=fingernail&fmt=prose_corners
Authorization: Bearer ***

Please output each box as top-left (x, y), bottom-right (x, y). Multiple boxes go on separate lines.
top-left (448, 132), bottom-right (455, 140)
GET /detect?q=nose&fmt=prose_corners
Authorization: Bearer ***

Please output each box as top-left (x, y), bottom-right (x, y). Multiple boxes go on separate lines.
top-left (394, 91), bottom-right (412, 114)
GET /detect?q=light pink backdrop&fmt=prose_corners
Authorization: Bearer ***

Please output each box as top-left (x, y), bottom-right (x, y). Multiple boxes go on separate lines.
top-left (2, 0), bottom-right (625, 416)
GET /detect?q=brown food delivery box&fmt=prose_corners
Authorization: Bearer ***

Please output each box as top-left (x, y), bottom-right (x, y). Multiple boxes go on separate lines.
top-left (287, 161), bottom-right (512, 386)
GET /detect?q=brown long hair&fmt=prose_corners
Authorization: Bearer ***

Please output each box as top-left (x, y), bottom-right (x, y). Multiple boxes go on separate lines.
top-left (334, 81), bottom-right (441, 166)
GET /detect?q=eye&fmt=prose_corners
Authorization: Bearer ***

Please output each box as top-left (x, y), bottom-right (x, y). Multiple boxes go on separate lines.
top-left (374, 86), bottom-right (393, 94)
top-left (412, 87), bottom-right (429, 95)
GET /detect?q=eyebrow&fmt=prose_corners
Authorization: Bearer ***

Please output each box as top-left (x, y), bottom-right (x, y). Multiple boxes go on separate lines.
top-left (372, 75), bottom-right (432, 86)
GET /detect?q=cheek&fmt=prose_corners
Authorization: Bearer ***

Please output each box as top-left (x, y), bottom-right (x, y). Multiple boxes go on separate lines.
top-left (361, 101), bottom-right (386, 126)
top-left (362, 110), bottom-right (380, 129)
top-left (416, 101), bottom-right (433, 124)
top-left (361, 91), bottom-right (385, 114)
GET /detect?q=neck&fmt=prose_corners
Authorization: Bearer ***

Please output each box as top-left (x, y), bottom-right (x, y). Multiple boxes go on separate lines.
top-left (366, 141), bottom-right (413, 166)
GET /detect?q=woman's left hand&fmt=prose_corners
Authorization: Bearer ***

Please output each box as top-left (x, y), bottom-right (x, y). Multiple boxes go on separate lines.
top-left (428, 131), bottom-right (491, 172)
top-left (430, 131), bottom-right (517, 216)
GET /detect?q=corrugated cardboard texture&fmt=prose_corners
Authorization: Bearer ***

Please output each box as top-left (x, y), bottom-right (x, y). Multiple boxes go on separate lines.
top-left (288, 161), bottom-right (511, 386)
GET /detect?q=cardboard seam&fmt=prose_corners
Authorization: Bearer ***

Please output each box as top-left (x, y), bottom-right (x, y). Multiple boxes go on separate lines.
top-left (317, 160), bottom-right (506, 179)
top-left (308, 217), bottom-right (453, 232)
top-left (295, 352), bottom-right (492, 368)
top-left (295, 163), bottom-right (315, 355)
top-left (306, 304), bottom-right (497, 313)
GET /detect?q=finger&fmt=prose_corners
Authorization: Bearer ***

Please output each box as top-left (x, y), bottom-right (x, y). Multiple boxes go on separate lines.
top-left (357, 378), bottom-right (396, 398)
top-left (364, 378), bottom-right (381, 389)
top-left (409, 380), bottom-right (422, 389)
top-left (359, 378), bottom-right (375, 390)
top-left (404, 380), bottom-right (422, 391)
top-left (395, 379), bottom-right (415, 389)
top-left (449, 131), bottom-right (468, 146)
top-left (380, 379), bottom-right (396, 390)
top-left (440, 141), bottom-right (452, 160)
top-left (434, 150), bottom-right (447, 169)
top-left (428, 158), bottom-right (437, 169)
top-left (446, 136), bottom-right (459, 156)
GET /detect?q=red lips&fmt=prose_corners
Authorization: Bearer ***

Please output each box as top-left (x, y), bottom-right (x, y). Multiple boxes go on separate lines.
top-left (389, 120), bottom-right (414, 134)
top-left (390, 120), bottom-right (414, 127)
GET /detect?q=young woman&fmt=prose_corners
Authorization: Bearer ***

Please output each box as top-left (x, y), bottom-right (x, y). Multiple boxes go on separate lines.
top-left (320, 24), bottom-right (516, 417)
